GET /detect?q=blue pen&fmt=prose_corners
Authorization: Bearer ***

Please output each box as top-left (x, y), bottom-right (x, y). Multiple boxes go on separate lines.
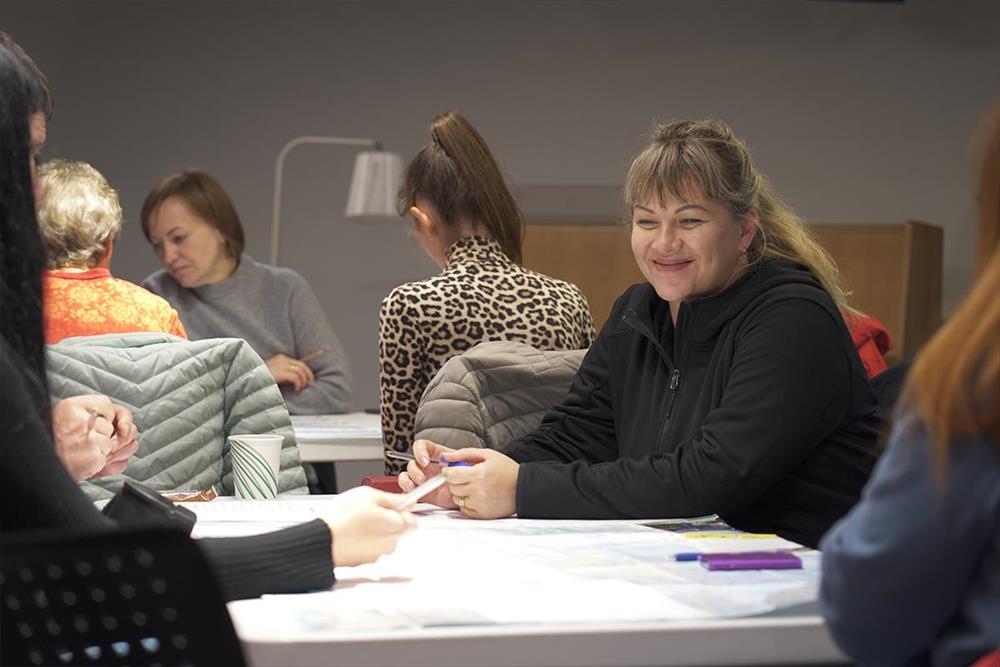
top-left (674, 552), bottom-right (702, 562)
top-left (396, 458), bottom-right (471, 507)
top-left (385, 450), bottom-right (471, 467)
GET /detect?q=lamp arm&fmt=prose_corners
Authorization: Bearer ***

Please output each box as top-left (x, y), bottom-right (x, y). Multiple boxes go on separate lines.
top-left (271, 136), bottom-right (379, 266)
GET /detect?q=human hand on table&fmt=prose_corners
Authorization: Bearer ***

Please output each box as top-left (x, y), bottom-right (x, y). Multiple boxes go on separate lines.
top-left (265, 353), bottom-right (316, 392)
top-left (397, 439), bottom-right (459, 509)
top-left (323, 486), bottom-right (416, 567)
top-left (439, 448), bottom-right (518, 519)
top-left (51, 395), bottom-right (139, 481)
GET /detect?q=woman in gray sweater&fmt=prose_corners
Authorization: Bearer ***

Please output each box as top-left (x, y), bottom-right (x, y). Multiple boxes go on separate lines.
top-left (140, 170), bottom-right (351, 415)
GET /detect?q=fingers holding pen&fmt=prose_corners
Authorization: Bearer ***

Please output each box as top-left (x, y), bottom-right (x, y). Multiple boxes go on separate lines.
top-left (412, 439), bottom-right (456, 467)
top-left (392, 439), bottom-right (453, 486)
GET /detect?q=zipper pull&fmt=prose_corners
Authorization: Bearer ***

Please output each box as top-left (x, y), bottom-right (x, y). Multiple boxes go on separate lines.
top-left (665, 369), bottom-right (681, 419)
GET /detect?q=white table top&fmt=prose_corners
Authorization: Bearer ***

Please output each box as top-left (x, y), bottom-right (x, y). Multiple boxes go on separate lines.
top-left (235, 613), bottom-right (840, 667)
top-left (290, 412), bottom-right (383, 463)
top-left (195, 499), bottom-right (845, 666)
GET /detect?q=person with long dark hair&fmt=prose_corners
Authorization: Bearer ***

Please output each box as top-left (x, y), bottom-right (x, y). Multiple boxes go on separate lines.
top-left (0, 42), bottom-right (414, 600)
top-left (0, 30), bottom-right (140, 481)
top-left (819, 107), bottom-right (1000, 666)
top-left (381, 111), bottom-right (595, 473)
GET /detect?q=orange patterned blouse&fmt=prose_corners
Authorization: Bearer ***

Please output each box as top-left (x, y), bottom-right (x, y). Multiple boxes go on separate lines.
top-left (43, 268), bottom-right (188, 344)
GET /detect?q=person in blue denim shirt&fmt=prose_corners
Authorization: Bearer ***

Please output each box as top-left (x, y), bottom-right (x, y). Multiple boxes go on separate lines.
top-left (820, 107), bottom-right (1000, 667)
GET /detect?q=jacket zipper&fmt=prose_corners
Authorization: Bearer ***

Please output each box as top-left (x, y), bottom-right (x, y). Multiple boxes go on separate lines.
top-left (665, 368), bottom-right (681, 419)
top-left (623, 307), bottom-right (683, 448)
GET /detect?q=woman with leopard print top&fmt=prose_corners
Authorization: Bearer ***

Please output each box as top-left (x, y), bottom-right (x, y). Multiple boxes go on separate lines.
top-left (380, 112), bottom-right (595, 473)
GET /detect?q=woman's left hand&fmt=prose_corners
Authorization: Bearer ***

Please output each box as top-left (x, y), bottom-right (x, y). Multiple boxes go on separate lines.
top-left (440, 449), bottom-right (519, 519)
top-left (265, 353), bottom-right (316, 392)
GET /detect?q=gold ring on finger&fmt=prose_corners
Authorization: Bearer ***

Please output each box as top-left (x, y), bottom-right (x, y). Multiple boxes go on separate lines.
top-left (456, 497), bottom-right (466, 509)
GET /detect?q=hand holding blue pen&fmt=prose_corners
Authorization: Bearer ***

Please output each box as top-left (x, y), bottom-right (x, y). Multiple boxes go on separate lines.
top-left (395, 439), bottom-right (523, 516)
top-left (394, 440), bottom-right (521, 518)
top-left (437, 447), bottom-right (519, 518)
top-left (396, 456), bottom-right (473, 508)
top-left (394, 440), bottom-right (469, 510)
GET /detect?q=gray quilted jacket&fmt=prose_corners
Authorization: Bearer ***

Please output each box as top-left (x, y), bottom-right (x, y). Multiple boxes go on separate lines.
top-left (413, 341), bottom-right (586, 451)
top-left (46, 333), bottom-right (308, 500)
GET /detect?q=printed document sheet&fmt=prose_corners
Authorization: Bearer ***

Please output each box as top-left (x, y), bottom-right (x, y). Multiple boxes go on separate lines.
top-left (215, 504), bottom-right (820, 637)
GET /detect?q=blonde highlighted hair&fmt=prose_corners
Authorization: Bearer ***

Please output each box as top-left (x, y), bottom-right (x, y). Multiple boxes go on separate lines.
top-left (623, 119), bottom-right (855, 314)
top-left (907, 105), bottom-right (1000, 466)
top-left (37, 160), bottom-right (122, 269)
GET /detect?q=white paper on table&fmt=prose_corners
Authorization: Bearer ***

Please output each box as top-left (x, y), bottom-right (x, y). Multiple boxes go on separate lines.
top-left (223, 510), bottom-right (823, 638)
top-left (185, 498), bottom-right (442, 538)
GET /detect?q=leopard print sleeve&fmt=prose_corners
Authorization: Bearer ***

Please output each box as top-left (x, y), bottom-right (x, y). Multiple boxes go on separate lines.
top-left (378, 286), bottom-right (430, 474)
top-left (573, 285), bottom-right (597, 347)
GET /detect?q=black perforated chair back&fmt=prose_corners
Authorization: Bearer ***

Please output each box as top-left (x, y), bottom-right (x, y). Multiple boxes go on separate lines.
top-left (1, 527), bottom-right (245, 667)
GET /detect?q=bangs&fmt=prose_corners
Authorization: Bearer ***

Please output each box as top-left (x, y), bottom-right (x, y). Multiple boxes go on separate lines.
top-left (624, 139), bottom-right (728, 213)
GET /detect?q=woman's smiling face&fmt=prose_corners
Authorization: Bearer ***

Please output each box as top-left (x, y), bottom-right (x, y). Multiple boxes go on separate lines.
top-left (630, 187), bottom-right (757, 317)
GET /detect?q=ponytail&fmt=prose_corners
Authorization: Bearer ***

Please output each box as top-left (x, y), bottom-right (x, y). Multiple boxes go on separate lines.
top-left (400, 111), bottom-right (524, 264)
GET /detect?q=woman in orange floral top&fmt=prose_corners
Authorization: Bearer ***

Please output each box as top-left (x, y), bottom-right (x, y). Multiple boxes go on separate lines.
top-left (38, 160), bottom-right (187, 344)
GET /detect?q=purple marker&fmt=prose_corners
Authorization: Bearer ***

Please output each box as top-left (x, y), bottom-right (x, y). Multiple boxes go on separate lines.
top-left (700, 552), bottom-right (802, 571)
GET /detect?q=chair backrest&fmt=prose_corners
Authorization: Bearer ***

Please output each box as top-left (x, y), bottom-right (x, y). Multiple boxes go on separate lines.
top-left (415, 341), bottom-right (586, 450)
top-left (45, 332), bottom-right (308, 500)
top-left (1, 527), bottom-right (245, 667)
top-left (523, 220), bottom-right (943, 360)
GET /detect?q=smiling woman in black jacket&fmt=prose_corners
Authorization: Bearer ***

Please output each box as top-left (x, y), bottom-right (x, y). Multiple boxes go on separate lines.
top-left (400, 119), bottom-right (883, 548)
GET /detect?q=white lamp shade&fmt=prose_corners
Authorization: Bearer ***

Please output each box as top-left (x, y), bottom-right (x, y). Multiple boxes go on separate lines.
top-left (345, 151), bottom-right (404, 217)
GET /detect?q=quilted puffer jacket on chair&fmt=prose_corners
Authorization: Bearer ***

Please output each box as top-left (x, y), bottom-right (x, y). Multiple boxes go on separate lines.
top-left (46, 333), bottom-right (308, 500)
top-left (413, 341), bottom-right (586, 451)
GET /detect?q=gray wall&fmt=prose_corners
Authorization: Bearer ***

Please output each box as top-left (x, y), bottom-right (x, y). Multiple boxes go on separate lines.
top-left (6, 0), bottom-right (998, 410)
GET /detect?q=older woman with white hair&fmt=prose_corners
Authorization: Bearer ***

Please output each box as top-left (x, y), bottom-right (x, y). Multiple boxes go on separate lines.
top-left (37, 159), bottom-right (186, 343)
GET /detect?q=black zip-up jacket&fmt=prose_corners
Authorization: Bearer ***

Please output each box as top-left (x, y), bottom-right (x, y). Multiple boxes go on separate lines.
top-left (504, 260), bottom-right (883, 548)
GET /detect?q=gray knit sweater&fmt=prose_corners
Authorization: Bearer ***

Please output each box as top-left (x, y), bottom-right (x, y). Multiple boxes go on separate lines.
top-left (143, 255), bottom-right (351, 414)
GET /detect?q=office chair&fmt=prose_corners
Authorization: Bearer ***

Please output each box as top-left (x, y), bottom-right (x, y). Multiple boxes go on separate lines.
top-left (46, 332), bottom-right (308, 502)
top-left (1, 527), bottom-right (246, 667)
